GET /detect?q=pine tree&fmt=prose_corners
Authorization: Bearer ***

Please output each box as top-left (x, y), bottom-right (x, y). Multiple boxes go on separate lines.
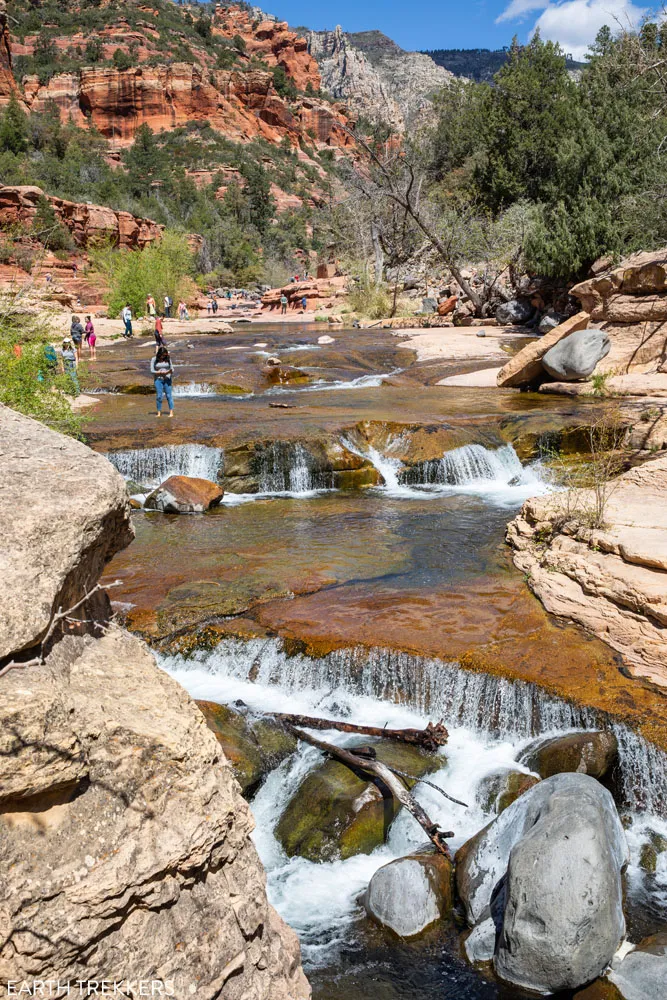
top-left (0, 92), bottom-right (28, 156)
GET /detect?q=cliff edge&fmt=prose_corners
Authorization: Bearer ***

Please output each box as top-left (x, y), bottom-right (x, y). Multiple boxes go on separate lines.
top-left (0, 403), bottom-right (309, 999)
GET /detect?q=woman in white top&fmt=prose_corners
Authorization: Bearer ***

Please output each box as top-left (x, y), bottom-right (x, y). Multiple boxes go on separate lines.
top-left (150, 345), bottom-right (174, 417)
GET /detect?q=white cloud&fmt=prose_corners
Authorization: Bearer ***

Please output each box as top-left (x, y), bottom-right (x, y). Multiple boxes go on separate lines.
top-left (533, 0), bottom-right (648, 60)
top-left (496, 0), bottom-right (550, 23)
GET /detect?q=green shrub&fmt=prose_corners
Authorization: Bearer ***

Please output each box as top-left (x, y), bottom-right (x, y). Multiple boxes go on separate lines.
top-left (90, 230), bottom-right (195, 318)
top-left (112, 48), bottom-right (134, 71)
top-left (32, 195), bottom-right (74, 252)
top-left (348, 280), bottom-right (390, 319)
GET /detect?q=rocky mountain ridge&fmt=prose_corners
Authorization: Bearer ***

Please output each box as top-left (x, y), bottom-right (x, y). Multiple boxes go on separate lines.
top-left (308, 25), bottom-right (454, 131)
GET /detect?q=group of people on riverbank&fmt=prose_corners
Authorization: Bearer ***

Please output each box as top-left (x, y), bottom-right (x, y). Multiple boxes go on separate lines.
top-left (59, 314), bottom-right (97, 396)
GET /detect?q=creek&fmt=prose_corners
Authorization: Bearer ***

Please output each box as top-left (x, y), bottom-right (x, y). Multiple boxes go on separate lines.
top-left (91, 322), bottom-right (667, 998)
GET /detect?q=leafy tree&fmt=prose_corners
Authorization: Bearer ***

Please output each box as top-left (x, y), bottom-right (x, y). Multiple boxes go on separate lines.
top-left (272, 65), bottom-right (297, 100)
top-left (0, 92), bottom-right (28, 155)
top-left (32, 195), bottom-right (74, 251)
top-left (91, 230), bottom-right (195, 317)
top-left (112, 47), bottom-right (133, 71)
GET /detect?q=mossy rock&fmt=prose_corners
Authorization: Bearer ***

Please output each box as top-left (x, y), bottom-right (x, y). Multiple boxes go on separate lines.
top-left (477, 768), bottom-right (540, 815)
top-left (197, 701), bottom-right (297, 796)
top-left (275, 739), bottom-right (444, 863)
top-left (519, 730), bottom-right (618, 781)
top-left (639, 829), bottom-right (667, 874)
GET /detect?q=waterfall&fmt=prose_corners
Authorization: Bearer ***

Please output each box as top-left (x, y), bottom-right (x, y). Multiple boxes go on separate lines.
top-left (255, 442), bottom-right (333, 494)
top-left (106, 444), bottom-right (224, 488)
top-left (402, 443), bottom-right (529, 487)
top-left (159, 637), bottom-right (667, 817)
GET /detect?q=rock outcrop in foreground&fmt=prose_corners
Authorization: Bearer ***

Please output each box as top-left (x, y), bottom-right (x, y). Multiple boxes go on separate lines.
top-left (0, 404), bottom-right (309, 999)
top-left (507, 454), bottom-right (667, 686)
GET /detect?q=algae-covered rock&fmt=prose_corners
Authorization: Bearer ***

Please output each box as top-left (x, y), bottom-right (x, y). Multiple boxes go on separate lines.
top-left (276, 740), bottom-right (443, 862)
top-left (477, 768), bottom-right (540, 815)
top-left (519, 730), bottom-right (618, 781)
top-left (639, 829), bottom-right (667, 874)
top-left (364, 846), bottom-right (454, 938)
top-left (197, 701), bottom-right (297, 795)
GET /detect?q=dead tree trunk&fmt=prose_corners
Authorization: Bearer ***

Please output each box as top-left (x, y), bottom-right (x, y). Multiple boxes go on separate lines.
top-left (271, 714), bottom-right (448, 751)
top-left (290, 726), bottom-right (454, 858)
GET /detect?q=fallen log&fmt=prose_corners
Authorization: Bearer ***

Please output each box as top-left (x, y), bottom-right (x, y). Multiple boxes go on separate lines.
top-left (290, 726), bottom-right (454, 858)
top-left (270, 713), bottom-right (449, 752)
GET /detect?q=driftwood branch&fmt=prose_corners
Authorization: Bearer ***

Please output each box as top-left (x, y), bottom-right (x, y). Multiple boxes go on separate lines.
top-left (290, 726), bottom-right (454, 858)
top-left (271, 713), bottom-right (449, 752)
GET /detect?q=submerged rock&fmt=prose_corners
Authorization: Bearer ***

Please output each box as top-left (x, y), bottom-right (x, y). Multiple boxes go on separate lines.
top-left (609, 932), bottom-right (667, 1000)
top-left (144, 474), bottom-right (224, 513)
top-left (542, 327), bottom-right (611, 381)
top-left (197, 701), bottom-right (297, 795)
top-left (276, 740), bottom-right (443, 862)
top-left (519, 730), bottom-right (618, 780)
top-left (457, 773), bottom-right (628, 994)
top-left (364, 847), bottom-right (454, 938)
top-left (477, 768), bottom-right (540, 814)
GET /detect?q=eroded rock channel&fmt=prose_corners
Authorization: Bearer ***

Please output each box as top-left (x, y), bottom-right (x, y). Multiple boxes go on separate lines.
top-left (6, 322), bottom-right (667, 999)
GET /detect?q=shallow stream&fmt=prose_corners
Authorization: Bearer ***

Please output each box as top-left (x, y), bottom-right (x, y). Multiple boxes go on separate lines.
top-left (90, 322), bottom-right (667, 998)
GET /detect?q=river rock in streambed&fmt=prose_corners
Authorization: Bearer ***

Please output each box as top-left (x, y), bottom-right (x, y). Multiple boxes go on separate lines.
top-left (276, 740), bottom-right (443, 862)
top-left (518, 730), bottom-right (618, 781)
top-left (457, 772), bottom-right (628, 993)
top-left (476, 768), bottom-right (540, 815)
top-left (364, 846), bottom-right (454, 938)
top-left (609, 931), bottom-right (667, 1000)
top-left (144, 475), bottom-right (223, 513)
top-left (197, 701), bottom-right (297, 795)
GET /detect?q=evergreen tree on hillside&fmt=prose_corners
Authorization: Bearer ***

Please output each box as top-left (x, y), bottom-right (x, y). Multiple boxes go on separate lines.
top-left (0, 92), bottom-right (28, 155)
top-left (123, 124), bottom-right (162, 197)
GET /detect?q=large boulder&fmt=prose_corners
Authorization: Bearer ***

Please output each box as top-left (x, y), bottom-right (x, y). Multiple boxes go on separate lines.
top-left (519, 730), bottom-right (618, 780)
top-left (456, 773), bottom-right (628, 993)
top-left (364, 847), bottom-right (454, 938)
top-left (496, 299), bottom-right (534, 325)
top-left (542, 328), bottom-right (611, 381)
top-left (496, 311), bottom-right (590, 388)
top-left (0, 403), bottom-right (133, 661)
top-left (276, 740), bottom-right (443, 862)
top-left (609, 931), bottom-right (667, 1000)
top-left (197, 700), bottom-right (297, 795)
top-left (145, 474), bottom-right (224, 513)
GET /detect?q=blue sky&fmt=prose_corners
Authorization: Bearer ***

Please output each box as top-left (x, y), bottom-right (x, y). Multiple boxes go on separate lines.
top-left (268, 0), bottom-right (652, 60)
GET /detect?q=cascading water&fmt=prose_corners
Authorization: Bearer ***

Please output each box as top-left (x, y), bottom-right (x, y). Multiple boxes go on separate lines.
top-left (172, 382), bottom-right (214, 396)
top-left (106, 444), bottom-right (224, 488)
top-left (159, 636), bottom-right (667, 971)
top-left (254, 441), bottom-right (333, 494)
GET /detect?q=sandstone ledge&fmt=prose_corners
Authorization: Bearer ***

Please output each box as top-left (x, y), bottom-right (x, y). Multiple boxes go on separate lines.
top-left (507, 456), bottom-right (667, 688)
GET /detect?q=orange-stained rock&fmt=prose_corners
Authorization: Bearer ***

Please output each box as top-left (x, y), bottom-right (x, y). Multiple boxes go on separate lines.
top-left (0, 185), bottom-right (163, 249)
top-left (214, 8), bottom-right (322, 92)
top-left (438, 295), bottom-right (457, 316)
top-left (0, 1), bottom-right (22, 106)
top-left (144, 476), bottom-right (224, 514)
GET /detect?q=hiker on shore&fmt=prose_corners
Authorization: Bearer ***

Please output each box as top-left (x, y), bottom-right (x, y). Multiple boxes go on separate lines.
top-left (150, 345), bottom-right (174, 418)
top-left (146, 294), bottom-right (156, 319)
top-left (122, 303), bottom-right (133, 338)
top-left (280, 293), bottom-right (288, 315)
top-left (84, 315), bottom-right (96, 360)
top-left (164, 294), bottom-right (172, 318)
top-left (70, 315), bottom-right (84, 362)
top-left (212, 297), bottom-right (218, 314)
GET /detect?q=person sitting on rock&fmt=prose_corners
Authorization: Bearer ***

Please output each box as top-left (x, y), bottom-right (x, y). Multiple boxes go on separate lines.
top-left (150, 345), bottom-right (174, 418)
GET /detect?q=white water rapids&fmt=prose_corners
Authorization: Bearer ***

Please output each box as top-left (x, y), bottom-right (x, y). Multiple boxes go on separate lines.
top-left (159, 638), bottom-right (667, 969)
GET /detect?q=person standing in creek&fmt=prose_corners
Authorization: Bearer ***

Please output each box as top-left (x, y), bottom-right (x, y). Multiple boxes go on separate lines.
top-left (154, 313), bottom-right (166, 349)
top-left (84, 315), bottom-right (96, 361)
top-left (151, 345), bottom-right (174, 418)
top-left (69, 315), bottom-right (84, 363)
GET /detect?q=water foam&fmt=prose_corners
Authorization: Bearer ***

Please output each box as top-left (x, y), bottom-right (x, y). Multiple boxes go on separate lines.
top-left (106, 444), bottom-right (223, 488)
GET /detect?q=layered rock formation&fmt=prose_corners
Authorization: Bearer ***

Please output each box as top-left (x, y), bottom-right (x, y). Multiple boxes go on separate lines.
top-left (0, 403), bottom-right (309, 998)
top-left (507, 454), bottom-right (667, 686)
top-left (308, 27), bottom-right (454, 131)
top-left (0, 185), bottom-right (163, 249)
top-left (0, 0), bottom-right (18, 105)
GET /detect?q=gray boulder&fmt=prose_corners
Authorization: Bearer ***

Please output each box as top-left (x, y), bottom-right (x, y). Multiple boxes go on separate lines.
top-left (421, 297), bottom-right (438, 314)
top-left (518, 730), bottom-right (618, 781)
top-left (542, 327), bottom-right (611, 381)
top-left (609, 932), bottom-right (667, 1000)
top-left (538, 309), bottom-right (563, 335)
top-left (496, 299), bottom-right (534, 325)
top-left (456, 773), bottom-right (628, 993)
top-left (364, 848), bottom-right (453, 938)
